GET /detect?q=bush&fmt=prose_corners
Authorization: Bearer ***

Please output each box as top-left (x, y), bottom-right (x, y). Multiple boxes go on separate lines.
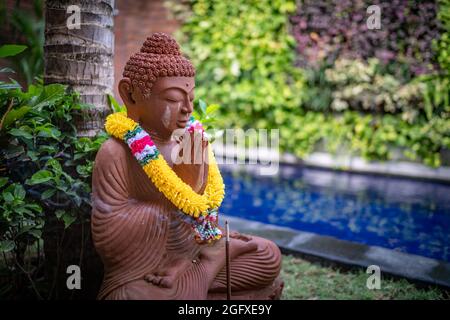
top-left (0, 75), bottom-right (106, 298)
top-left (169, 0), bottom-right (450, 167)
top-left (290, 0), bottom-right (442, 78)
top-left (169, 0), bottom-right (304, 130)
top-left (324, 58), bottom-right (426, 121)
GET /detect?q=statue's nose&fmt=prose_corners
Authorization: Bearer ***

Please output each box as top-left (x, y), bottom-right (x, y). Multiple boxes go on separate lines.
top-left (181, 97), bottom-right (193, 114)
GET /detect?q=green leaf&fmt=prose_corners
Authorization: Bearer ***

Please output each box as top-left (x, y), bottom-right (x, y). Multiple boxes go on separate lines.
top-left (55, 209), bottom-right (65, 219)
top-left (36, 125), bottom-right (61, 139)
top-left (57, 211), bottom-right (76, 229)
top-left (16, 225), bottom-right (34, 236)
top-left (62, 214), bottom-right (77, 229)
top-left (27, 151), bottom-right (38, 161)
top-left (41, 189), bottom-right (56, 200)
top-left (3, 192), bottom-right (14, 202)
top-left (25, 203), bottom-right (42, 213)
top-left (9, 128), bottom-right (33, 140)
top-left (13, 184), bottom-right (26, 200)
top-left (38, 145), bottom-right (57, 154)
top-left (108, 94), bottom-right (125, 113)
top-left (15, 206), bottom-right (31, 215)
top-left (206, 104), bottom-right (220, 115)
top-left (29, 229), bottom-right (42, 239)
top-left (0, 177), bottom-right (8, 188)
top-left (192, 110), bottom-right (201, 120)
top-left (46, 159), bottom-right (62, 172)
top-left (32, 84), bottom-right (66, 110)
top-left (2, 106), bottom-right (31, 129)
top-left (28, 170), bottom-right (53, 185)
top-left (0, 240), bottom-right (15, 253)
top-left (0, 44), bottom-right (27, 58)
top-left (198, 99), bottom-right (207, 116)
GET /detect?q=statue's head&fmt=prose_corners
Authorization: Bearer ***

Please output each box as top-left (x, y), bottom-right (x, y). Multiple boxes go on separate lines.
top-left (118, 33), bottom-right (196, 138)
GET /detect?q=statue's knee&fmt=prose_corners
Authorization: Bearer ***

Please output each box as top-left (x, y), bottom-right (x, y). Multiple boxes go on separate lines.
top-left (254, 236), bottom-right (282, 259)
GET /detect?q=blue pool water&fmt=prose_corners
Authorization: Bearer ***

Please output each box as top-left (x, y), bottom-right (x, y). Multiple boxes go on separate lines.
top-left (219, 165), bottom-right (450, 262)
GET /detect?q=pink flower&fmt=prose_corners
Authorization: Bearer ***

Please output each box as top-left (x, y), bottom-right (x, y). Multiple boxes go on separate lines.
top-left (130, 135), bottom-right (154, 154)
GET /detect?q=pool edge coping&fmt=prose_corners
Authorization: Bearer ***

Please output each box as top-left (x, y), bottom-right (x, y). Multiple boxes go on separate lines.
top-left (221, 214), bottom-right (450, 289)
top-left (212, 144), bottom-right (450, 183)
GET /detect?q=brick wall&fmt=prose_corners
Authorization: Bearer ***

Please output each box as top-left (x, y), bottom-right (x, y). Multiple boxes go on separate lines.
top-left (113, 0), bottom-right (180, 103)
top-left (0, 0), bottom-right (181, 100)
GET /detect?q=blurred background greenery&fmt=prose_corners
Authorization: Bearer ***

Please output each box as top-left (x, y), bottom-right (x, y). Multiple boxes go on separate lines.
top-left (168, 0), bottom-right (450, 167)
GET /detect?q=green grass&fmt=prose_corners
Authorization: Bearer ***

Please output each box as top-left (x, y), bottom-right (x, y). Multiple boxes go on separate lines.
top-left (281, 255), bottom-right (448, 300)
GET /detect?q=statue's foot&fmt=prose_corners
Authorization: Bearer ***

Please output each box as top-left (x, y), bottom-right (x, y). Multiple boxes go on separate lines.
top-left (229, 231), bottom-right (252, 242)
top-left (199, 237), bottom-right (258, 263)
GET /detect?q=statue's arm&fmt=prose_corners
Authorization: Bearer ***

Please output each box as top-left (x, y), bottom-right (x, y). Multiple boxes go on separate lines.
top-left (91, 138), bottom-right (169, 270)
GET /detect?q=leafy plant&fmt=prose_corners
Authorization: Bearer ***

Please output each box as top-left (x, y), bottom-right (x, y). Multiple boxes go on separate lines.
top-left (290, 0), bottom-right (442, 79)
top-left (0, 181), bottom-right (43, 256)
top-left (0, 44), bottom-right (27, 58)
top-left (419, 0), bottom-right (450, 121)
top-left (0, 0), bottom-right (44, 84)
top-left (0, 78), bottom-right (107, 298)
top-left (192, 98), bottom-right (222, 143)
top-left (168, 0), bottom-right (450, 167)
top-left (324, 58), bottom-right (426, 121)
top-left (107, 94), bottom-right (126, 113)
top-left (168, 0), bottom-right (304, 130)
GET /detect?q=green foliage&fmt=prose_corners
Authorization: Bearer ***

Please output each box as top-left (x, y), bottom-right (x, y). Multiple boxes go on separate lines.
top-left (192, 98), bottom-right (223, 143)
top-left (169, 0), bottom-right (450, 167)
top-left (323, 58), bottom-right (426, 122)
top-left (436, 0), bottom-right (450, 74)
top-left (0, 79), bottom-right (106, 297)
top-left (0, 0), bottom-right (44, 84)
top-left (302, 63), bottom-right (333, 112)
top-left (279, 111), bottom-right (450, 167)
top-left (171, 0), bottom-right (304, 130)
top-left (0, 45), bottom-right (27, 58)
top-left (107, 94), bottom-right (126, 113)
top-left (421, 0), bottom-right (450, 121)
top-left (0, 182), bottom-right (43, 254)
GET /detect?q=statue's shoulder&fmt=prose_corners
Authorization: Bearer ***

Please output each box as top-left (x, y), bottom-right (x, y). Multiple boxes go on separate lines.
top-left (96, 137), bottom-right (129, 163)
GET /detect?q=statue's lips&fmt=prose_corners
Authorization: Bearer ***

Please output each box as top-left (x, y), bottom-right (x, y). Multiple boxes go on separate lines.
top-left (176, 119), bottom-right (188, 127)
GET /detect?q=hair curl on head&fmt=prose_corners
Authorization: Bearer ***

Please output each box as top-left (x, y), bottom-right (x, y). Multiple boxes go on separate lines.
top-left (122, 33), bottom-right (195, 99)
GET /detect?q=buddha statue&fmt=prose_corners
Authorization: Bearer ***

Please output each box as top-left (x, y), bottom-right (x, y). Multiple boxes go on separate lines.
top-left (91, 33), bottom-right (284, 300)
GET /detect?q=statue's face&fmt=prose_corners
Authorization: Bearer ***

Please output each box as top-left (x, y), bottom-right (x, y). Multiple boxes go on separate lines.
top-left (134, 76), bottom-right (195, 137)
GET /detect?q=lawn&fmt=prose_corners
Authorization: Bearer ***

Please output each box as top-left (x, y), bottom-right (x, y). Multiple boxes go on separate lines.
top-left (281, 255), bottom-right (449, 300)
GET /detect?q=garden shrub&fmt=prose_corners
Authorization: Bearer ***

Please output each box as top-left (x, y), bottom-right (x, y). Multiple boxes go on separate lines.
top-left (0, 72), bottom-right (106, 298)
top-left (324, 58), bottom-right (426, 121)
top-left (168, 0), bottom-right (304, 130)
top-left (290, 0), bottom-right (442, 78)
top-left (0, 0), bottom-right (44, 85)
top-left (169, 0), bottom-right (450, 167)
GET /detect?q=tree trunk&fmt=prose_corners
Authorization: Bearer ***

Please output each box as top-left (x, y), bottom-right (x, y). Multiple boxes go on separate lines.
top-left (42, 0), bottom-right (114, 299)
top-left (44, 0), bottom-right (114, 137)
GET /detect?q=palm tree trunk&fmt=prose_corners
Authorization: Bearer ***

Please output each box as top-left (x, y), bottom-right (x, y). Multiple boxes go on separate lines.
top-left (42, 0), bottom-right (114, 299)
top-left (44, 0), bottom-right (114, 137)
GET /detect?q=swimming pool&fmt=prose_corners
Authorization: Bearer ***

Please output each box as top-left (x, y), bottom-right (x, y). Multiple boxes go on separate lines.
top-left (219, 164), bottom-right (450, 262)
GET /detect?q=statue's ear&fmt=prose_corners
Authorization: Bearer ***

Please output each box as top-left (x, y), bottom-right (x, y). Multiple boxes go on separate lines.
top-left (118, 78), bottom-right (139, 121)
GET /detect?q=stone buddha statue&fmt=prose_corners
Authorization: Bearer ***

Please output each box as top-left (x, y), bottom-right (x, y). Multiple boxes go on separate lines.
top-left (91, 33), bottom-right (283, 300)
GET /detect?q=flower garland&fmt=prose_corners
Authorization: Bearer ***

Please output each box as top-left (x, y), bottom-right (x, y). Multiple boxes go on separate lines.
top-left (105, 112), bottom-right (225, 243)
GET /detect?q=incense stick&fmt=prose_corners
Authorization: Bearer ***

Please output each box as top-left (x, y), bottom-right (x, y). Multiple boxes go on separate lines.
top-left (225, 220), bottom-right (231, 300)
